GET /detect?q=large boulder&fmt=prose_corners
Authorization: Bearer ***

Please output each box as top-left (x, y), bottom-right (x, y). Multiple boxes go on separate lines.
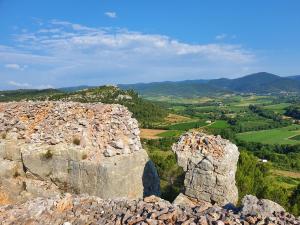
top-left (241, 195), bottom-right (285, 217)
top-left (172, 132), bottom-right (239, 205)
top-left (0, 102), bottom-right (159, 204)
top-left (173, 193), bottom-right (212, 210)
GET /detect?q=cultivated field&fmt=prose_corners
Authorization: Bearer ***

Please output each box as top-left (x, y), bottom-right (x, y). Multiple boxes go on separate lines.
top-left (236, 125), bottom-right (300, 145)
top-left (140, 129), bottom-right (168, 139)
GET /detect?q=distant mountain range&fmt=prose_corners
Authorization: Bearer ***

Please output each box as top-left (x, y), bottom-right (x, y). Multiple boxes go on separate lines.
top-left (2, 72), bottom-right (300, 98)
top-left (288, 75), bottom-right (300, 81)
top-left (119, 72), bottom-right (300, 97)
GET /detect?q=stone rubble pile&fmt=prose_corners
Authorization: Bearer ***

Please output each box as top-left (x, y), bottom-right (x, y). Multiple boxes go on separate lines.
top-left (0, 101), bottom-right (142, 158)
top-left (0, 194), bottom-right (299, 225)
top-left (172, 132), bottom-right (239, 205)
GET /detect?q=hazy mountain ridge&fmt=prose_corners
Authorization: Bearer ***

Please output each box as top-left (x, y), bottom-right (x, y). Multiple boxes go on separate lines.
top-left (119, 80), bottom-right (227, 98)
top-left (2, 72), bottom-right (300, 99)
top-left (120, 72), bottom-right (300, 97)
top-left (288, 75), bottom-right (300, 81)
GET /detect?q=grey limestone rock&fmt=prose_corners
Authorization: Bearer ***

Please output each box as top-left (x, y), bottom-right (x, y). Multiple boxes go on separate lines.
top-left (241, 195), bottom-right (285, 217)
top-left (0, 101), bottom-right (160, 204)
top-left (172, 132), bottom-right (239, 206)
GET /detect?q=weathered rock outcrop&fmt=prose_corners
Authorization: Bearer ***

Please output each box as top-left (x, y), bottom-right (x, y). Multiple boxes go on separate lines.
top-left (172, 132), bottom-right (239, 206)
top-left (1, 194), bottom-right (298, 225)
top-left (0, 102), bottom-right (159, 204)
top-left (241, 195), bottom-right (286, 218)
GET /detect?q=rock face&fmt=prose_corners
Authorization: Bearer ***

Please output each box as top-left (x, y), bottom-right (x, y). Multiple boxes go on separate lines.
top-left (173, 193), bottom-right (212, 210)
top-left (241, 195), bottom-right (286, 218)
top-left (1, 194), bottom-right (298, 225)
top-left (172, 132), bottom-right (239, 205)
top-left (0, 101), bottom-right (159, 204)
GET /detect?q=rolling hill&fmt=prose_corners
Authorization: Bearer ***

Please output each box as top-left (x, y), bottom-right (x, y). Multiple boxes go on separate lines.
top-left (288, 75), bottom-right (300, 81)
top-left (0, 86), bottom-right (168, 126)
top-left (209, 72), bottom-right (300, 93)
top-left (119, 80), bottom-right (230, 98)
top-left (120, 72), bottom-right (300, 97)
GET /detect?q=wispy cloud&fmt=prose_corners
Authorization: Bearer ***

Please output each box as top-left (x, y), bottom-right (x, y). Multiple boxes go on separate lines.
top-left (8, 81), bottom-right (53, 89)
top-left (8, 81), bottom-right (30, 88)
top-left (215, 33), bottom-right (237, 41)
top-left (105, 11), bottom-right (117, 18)
top-left (215, 34), bottom-right (227, 40)
top-left (4, 63), bottom-right (27, 71)
top-left (0, 20), bottom-right (257, 89)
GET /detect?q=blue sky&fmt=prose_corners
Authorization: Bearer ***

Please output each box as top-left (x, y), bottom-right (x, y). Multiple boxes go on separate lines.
top-left (0, 0), bottom-right (299, 90)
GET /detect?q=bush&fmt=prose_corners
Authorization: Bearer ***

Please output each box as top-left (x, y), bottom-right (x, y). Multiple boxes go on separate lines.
top-left (81, 153), bottom-right (88, 160)
top-left (73, 137), bottom-right (80, 145)
top-left (43, 149), bottom-right (53, 159)
top-left (289, 184), bottom-right (300, 216)
top-left (1, 132), bottom-right (6, 139)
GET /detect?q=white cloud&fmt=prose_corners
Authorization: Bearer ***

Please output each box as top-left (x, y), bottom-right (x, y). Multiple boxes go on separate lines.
top-left (8, 81), bottom-right (53, 89)
top-left (0, 20), bottom-right (257, 88)
top-left (215, 34), bottom-right (227, 40)
top-left (8, 81), bottom-right (30, 88)
top-left (36, 84), bottom-right (54, 89)
top-left (4, 63), bottom-right (27, 71)
top-left (105, 11), bottom-right (117, 18)
top-left (215, 33), bottom-right (237, 41)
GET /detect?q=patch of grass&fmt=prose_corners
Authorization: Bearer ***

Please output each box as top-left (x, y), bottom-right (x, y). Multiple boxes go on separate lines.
top-left (165, 113), bottom-right (190, 123)
top-left (236, 125), bottom-right (300, 145)
top-left (73, 137), bottom-right (81, 145)
top-left (209, 120), bottom-right (229, 129)
top-left (167, 120), bottom-right (206, 131)
top-left (276, 176), bottom-right (300, 186)
top-left (140, 129), bottom-right (168, 139)
top-left (272, 169), bottom-right (300, 179)
top-left (264, 103), bottom-right (291, 114)
top-left (270, 172), bottom-right (300, 190)
top-left (157, 130), bottom-right (183, 138)
top-left (290, 135), bottom-right (300, 141)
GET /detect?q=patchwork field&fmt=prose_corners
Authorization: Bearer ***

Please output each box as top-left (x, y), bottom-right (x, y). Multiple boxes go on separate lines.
top-left (236, 125), bottom-right (300, 145)
top-left (208, 120), bottom-right (229, 129)
top-left (164, 113), bottom-right (190, 123)
top-left (140, 129), bottom-right (168, 139)
top-left (157, 130), bottom-right (183, 138)
top-left (167, 120), bottom-right (207, 130)
top-left (271, 169), bottom-right (300, 189)
top-left (263, 103), bottom-right (291, 113)
top-left (272, 169), bottom-right (300, 179)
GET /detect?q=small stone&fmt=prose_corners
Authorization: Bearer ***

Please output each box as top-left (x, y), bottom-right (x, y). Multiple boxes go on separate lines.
top-left (144, 195), bottom-right (160, 203)
top-left (63, 222), bottom-right (72, 225)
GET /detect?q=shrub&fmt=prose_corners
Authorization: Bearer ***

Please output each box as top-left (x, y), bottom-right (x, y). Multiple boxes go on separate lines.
top-left (1, 132), bottom-right (7, 139)
top-left (13, 171), bottom-right (20, 178)
top-left (73, 137), bottom-right (80, 145)
top-left (43, 149), bottom-right (53, 159)
top-left (81, 153), bottom-right (87, 160)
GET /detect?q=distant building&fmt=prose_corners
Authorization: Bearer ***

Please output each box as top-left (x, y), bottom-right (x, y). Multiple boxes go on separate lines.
top-left (259, 159), bottom-right (268, 163)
